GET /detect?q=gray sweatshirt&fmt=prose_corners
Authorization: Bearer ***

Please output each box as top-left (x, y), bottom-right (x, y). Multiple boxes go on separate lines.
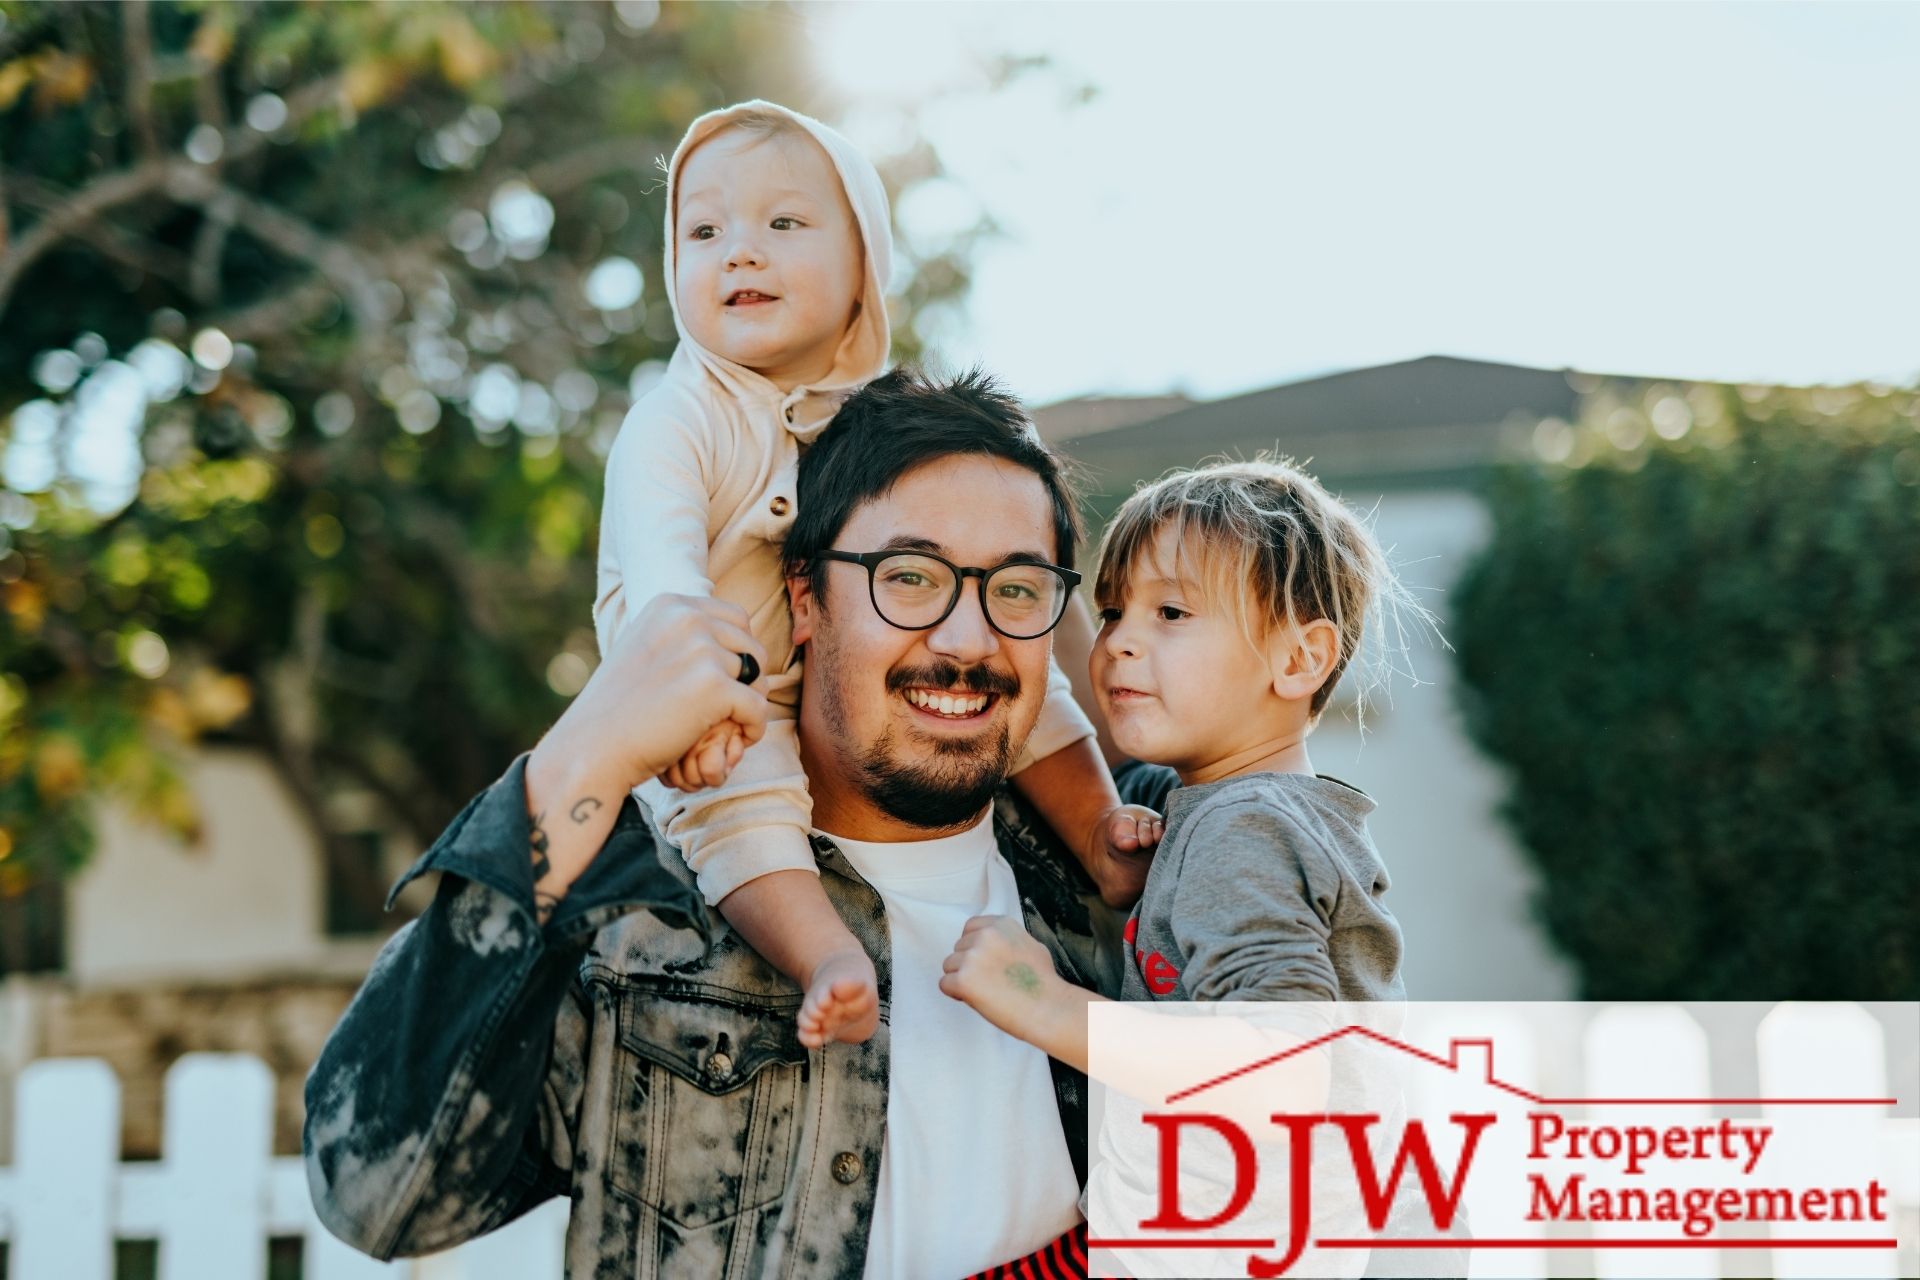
top-left (1117, 771), bottom-right (1404, 1004)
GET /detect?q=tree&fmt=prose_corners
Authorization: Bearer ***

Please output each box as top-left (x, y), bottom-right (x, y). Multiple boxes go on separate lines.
top-left (0, 0), bottom-right (983, 936)
top-left (1450, 379), bottom-right (1920, 998)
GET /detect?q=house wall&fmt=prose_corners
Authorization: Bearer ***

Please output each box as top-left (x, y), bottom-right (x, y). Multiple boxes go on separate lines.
top-left (67, 748), bottom-right (388, 988)
top-left (1301, 488), bottom-right (1576, 1000)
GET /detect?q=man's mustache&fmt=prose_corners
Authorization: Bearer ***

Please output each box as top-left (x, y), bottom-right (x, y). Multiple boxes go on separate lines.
top-left (886, 661), bottom-right (1020, 699)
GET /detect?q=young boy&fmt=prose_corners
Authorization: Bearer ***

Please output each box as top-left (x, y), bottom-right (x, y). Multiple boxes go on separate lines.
top-left (942, 459), bottom-right (1430, 1277)
top-left (595, 100), bottom-right (1160, 1048)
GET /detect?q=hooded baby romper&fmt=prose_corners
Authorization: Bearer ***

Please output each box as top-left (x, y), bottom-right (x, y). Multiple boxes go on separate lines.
top-left (594, 100), bottom-right (1095, 905)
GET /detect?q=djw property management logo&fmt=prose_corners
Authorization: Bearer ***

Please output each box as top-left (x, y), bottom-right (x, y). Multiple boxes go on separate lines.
top-left (1083, 1006), bottom-right (1913, 1280)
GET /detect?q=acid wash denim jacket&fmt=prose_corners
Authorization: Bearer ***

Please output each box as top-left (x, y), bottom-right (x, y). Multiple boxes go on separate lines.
top-left (303, 753), bottom-right (1136, 1278)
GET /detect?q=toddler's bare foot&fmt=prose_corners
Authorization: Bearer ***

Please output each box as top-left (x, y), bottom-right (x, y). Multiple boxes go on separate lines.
top-left (796, 948), bottom-right (879, 1048)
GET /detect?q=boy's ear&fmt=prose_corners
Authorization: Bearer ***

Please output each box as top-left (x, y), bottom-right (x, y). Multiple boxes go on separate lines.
top-left (1266, 618), bottom-right (1341, 702)
top-left (787, 572), bottom-right (816, 646)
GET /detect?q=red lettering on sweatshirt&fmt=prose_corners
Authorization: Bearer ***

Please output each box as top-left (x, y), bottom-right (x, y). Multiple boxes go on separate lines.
top-left (1123, 916), bottom-right (1182, 996)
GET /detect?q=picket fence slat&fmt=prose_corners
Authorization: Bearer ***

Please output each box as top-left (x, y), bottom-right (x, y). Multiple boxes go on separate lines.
top-left (14, 1057), bottom-right (118, 1280)
top-left (161, 1054), bottom-right (276, 1280)
top-left (1585, 1005), bottom-right (1719, 1280)
top-left (1759, 1003), bottom-right (1896, 1280)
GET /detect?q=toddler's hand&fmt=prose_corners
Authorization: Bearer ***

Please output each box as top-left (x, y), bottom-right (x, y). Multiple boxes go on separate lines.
top-left (662, 721), bottom-right (746, 791)
top-left (939, 915), bottom-right (1064, 1048)
top-left (1087, 803), bottom-right (1164, 909)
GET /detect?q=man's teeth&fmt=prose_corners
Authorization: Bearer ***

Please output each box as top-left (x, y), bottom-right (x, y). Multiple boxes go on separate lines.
top-left (904, 688), bottom-right (990, 717)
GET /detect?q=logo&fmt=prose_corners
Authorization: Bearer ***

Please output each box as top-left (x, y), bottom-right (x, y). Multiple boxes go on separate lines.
top-left (1084, 1002), bottom-right (1917, 1279)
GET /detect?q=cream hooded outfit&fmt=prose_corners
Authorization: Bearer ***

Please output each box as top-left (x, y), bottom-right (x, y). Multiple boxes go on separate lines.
top-left (594, 101), bottom-right (1094, 905)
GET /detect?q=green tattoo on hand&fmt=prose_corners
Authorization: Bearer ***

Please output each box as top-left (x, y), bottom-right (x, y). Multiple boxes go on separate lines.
top-left (1005, 962), bottom-right (1042, 996)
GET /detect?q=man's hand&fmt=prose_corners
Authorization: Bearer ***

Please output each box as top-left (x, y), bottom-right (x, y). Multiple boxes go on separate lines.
top-left (523, 595), bottom-right (769, 918)
top-left (539, 595), bottom-right (768, 793)
top-left (940, 914), bottom-right (1074, 1051)
top-left (1085, 803), bottom-right (1164, 909)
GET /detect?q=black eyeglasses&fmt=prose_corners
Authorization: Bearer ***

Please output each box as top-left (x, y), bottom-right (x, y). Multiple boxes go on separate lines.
top-left (814, 549), bottom-right (1081, 640)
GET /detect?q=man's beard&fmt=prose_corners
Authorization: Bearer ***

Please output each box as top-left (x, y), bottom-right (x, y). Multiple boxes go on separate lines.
top-left (840, 658), bottom-right (1023, 831)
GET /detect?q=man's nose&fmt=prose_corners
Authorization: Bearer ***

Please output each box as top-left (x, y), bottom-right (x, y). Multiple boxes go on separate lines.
top-left (925, 583), bottom-right (1000, 666)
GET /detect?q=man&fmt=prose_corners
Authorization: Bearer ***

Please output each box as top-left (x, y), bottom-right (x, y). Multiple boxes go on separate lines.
top-left (305, 369), bottom-right (1148, 1278)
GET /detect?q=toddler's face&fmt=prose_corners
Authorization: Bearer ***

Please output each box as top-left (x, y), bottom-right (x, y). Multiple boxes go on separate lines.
top-left (673, 128), bottom-right (865, 391)
top-left (1091, 525), bottom-right (1276, 779)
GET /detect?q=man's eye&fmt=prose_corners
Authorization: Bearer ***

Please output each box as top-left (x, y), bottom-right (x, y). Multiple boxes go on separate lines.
top-left (770, 216), bottom-right (799, 230)
top-left (885, 571), bottom-right (930, 588)
top-left (995, 582), bottom-right (1039, 602)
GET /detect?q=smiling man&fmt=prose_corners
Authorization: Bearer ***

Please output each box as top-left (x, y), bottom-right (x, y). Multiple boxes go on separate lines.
top-left (304, 369), bottom-right (1134, 1278)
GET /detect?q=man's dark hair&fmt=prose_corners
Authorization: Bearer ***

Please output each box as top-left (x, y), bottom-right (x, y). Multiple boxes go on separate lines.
top-left (782, 367), bottom-right (1084, 603)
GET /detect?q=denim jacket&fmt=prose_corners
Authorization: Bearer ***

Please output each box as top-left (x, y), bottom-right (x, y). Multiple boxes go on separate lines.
top-left (303, 754), bottom-right (1131, 1278)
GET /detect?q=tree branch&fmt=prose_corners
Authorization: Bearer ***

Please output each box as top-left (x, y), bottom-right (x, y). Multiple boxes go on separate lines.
top-left (189, 189), bottom-right (235, 303)
top-left (0, 63), bottom-right (345, 316)
top-left (122, 0), bottom-right (161, 159)
top-left (0, 158), bottom-right (175, 312)
top-left (167, 170), bottom-right (389, 338)
top-left (9, 171), bottom-right (194, 289)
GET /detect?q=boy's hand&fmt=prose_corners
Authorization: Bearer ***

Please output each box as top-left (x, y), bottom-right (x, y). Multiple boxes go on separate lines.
top-left (1086, 803), bottom-right (1164, 909)
top-left (662, 721), bottom-right (747, 791)
top-left (940, 915), bottom-right (1067, 1049)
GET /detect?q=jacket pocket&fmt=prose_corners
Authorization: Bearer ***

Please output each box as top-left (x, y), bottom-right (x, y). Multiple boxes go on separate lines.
top-left (609, 980), bottom-right (807, 1230)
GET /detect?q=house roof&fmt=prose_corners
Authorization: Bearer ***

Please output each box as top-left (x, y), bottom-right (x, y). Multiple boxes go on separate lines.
top-left (1029, 393), bottom-right (1197, 444)
top-left (1048, 355), bottom-right (1614, 501)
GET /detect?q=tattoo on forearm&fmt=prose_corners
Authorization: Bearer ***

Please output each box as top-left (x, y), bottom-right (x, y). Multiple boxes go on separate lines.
top-left (569, 796), bottom-right (603, 823)
top-left (529, 810), bottom-right (552, 882)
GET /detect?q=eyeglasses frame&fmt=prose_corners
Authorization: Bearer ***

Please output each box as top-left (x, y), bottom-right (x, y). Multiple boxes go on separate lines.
top-left (812, 548), bottom-right (1082, 640)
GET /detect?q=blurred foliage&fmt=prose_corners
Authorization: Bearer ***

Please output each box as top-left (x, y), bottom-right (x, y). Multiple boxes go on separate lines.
top-left (1452, 380), bottom-right (1920, 999)
top-left (0, 0), bottom-right (982, 912)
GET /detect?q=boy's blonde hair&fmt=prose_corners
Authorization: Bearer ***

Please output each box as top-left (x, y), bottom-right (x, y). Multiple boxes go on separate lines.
top-left (1093, 457), bottom-right (1432, 727)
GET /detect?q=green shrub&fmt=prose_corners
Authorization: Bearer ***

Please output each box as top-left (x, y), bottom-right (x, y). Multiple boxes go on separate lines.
top-left (1452, 383), bottom-right (1920, 999)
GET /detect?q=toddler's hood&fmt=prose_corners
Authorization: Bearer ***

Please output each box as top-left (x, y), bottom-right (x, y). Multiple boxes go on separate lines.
top-left (661, 100), bottom-right (893, 435)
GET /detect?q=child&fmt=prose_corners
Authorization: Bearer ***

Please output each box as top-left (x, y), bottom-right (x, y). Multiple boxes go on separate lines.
top-left (595, 100), bottom-right (1161, 1049)
top-left (942, 459), bottom-right (1434, 1276)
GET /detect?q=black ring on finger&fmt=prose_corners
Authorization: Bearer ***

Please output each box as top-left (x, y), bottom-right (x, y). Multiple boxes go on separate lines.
top-left (736, 651), bottom-right (759, 685)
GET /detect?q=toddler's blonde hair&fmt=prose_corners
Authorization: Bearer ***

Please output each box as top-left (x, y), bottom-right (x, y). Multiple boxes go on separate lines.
top-left (1092, 456), bottom-right (1434, 728)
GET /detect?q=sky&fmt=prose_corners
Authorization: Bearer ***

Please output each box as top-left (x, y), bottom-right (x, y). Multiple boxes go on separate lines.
top-left (807, 2), bottom-right (1920, 408)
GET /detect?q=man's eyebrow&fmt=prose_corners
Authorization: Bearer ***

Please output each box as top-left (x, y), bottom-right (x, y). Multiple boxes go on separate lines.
top-left (879, 534), bottom-right (945, 555)
top-left (876, 535), bottom-right (1056, 565)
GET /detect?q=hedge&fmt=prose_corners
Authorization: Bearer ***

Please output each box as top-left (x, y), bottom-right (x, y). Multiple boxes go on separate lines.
top-left (1451, 382), bottom-right (1920, 999)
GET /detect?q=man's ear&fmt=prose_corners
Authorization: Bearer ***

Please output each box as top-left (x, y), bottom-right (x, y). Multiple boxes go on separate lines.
top-left (787, 572), bottom-right (816, 646)
top-left (1266, 617), bottom-right (1341, 702)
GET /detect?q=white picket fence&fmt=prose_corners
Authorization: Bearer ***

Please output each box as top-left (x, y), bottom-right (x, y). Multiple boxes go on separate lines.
top-left (0, 1054), bottom-right (567, 1280)
top-left (0, 1003), bottom-right (1913, 1279)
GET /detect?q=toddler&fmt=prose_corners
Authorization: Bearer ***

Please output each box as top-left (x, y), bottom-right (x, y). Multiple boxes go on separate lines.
top-left (942, 459), bottom-right (1436, 1276)
top-left (596, 101), bottom-right (1159, 1048)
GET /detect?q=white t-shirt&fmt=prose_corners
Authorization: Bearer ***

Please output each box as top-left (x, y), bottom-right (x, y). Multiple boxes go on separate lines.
top-left (822, 811), bottom-right (1083, 1279)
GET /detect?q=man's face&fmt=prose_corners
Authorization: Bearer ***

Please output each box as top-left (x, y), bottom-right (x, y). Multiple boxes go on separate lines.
top-left (790, 453), bottom-right (1059, 839)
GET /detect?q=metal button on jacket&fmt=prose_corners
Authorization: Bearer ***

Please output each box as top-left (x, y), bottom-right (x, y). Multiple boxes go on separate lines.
top-left (831, 1151), bottom-right (862, 1184)
top-left (703, 1051), bottom-right (734, 1084)
top-left (769, 496), bottom-right (789, 517)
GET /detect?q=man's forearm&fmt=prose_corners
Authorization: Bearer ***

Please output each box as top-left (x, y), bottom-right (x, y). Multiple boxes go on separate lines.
top-left (524, 720), bottom-right (641, 922)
